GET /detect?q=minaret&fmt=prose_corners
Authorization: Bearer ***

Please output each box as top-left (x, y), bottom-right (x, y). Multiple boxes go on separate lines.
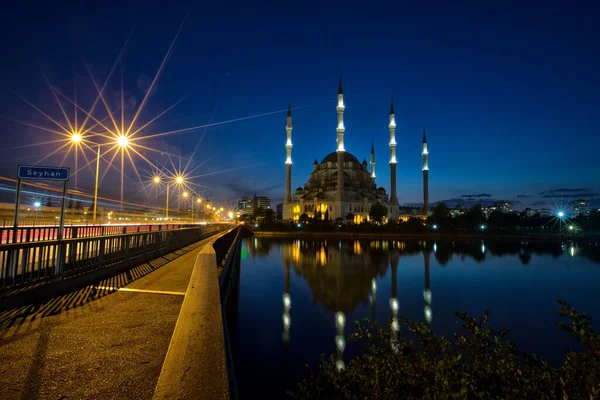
top-left (422, 127), bottom-right (429, 215)
top-left (389, 97), bottom-right (398, 205)
top-left (370, 141), bottom-right (376, 181)
top-left (285, 104), bottom-right (293, 204)
top-left (335, 77), bottom-right (346, 214)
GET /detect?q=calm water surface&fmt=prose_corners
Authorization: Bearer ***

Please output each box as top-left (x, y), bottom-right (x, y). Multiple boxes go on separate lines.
top-left (231, 238), bottom-right (600, 399)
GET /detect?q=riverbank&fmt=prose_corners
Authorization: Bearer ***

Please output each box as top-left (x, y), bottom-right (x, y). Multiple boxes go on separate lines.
top-left (253, 230), bottom-right (600, 241)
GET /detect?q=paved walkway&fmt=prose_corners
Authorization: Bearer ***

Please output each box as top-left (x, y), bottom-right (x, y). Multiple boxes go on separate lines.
top-left (0, 236), bottom-right (217, 400)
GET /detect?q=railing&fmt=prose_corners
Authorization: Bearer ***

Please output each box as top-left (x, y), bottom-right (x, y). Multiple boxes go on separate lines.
top-left (0, 224), bottom-right (194, 244)
top-left (0, 224), bottom-right (229, 289)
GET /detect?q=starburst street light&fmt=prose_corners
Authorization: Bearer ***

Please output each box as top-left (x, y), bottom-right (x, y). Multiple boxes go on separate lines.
top-left (558, 211), bottom-right (565, 218)
top-left (71, 133), bottom-right (82, 143)
top-left (153, 176), bottom-right (161, 184)
top-left (175, 176), bottom-right (184, 184)
top-left (182, 191), bottom-right (189, 198)
top-left (117, 135), bottom-right (129, 147)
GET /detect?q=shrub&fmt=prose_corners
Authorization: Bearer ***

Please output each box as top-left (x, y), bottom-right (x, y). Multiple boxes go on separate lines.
top-left (288, 300), bottom-right (599, 399)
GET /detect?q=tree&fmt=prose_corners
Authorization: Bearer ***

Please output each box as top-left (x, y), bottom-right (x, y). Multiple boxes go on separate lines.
top-left (369, 203), bottom-right (388, 224)
top-left (345, 213), bottom-right (354, 224)
top-left (253, 206), bottom-right (265, 219)
top-left (45, 196), bottom-right (53, 207)
top-left (68, 199), bottom-right (74, 209)
top-left (263, 208), bottom-right (275, 224)
top-left (75, 200), bottom-right (83, 211)
top-left (324, 210), bottom-right (329, 221)
top-left (299, 213), bottom-right (310, 223)
top-left (430, 203), bottom-right (449, 223)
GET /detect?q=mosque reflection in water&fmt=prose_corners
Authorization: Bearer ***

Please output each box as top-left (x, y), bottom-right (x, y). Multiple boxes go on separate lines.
top-left (243, 237), bottom-right (599, 369)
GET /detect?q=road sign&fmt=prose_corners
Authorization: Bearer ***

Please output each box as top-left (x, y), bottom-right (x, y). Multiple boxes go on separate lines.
top-left (13, 165), bottom-right (70, 241)
top-left (17, 165), bottom-right (70, 181)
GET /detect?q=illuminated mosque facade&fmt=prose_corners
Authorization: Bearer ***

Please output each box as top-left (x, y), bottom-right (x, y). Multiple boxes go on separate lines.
top-left (283, 78), bottom-right (430, 222)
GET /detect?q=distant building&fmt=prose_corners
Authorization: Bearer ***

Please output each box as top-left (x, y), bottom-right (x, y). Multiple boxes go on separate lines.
top-left (494, 201), bottom-right (513, 213)
top-left (276, 202), bottom-right (283, 214)
top-left (523, 208), bottom-right (535, 217)
top-left (256, 196), bottom-right (271, 209)
top-left (237, 196), bottom-right (252, 214)
top-left (536, 208), bottom-right (552, 217)
top-left (573, 199), bottom-right (590, 217)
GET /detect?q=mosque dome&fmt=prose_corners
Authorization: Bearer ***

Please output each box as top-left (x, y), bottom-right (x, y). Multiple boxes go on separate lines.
top-left (321, 151), bottom-right (361, 165)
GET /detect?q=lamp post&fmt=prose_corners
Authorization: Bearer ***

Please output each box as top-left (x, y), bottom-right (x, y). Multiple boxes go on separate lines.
top-left (196, 198), bottom-right (202, 223)
top-left (92, 145), bottom-right (101, 225)
top-left (182, 191), bottom-right (189, 221)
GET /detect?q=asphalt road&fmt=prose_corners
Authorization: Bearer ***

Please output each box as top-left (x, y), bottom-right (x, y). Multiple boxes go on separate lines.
top-left (0, 236), bottom-right (215, 400)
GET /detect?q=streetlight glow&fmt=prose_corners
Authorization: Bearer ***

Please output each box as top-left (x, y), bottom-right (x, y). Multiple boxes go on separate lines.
top-left (175, 176), bottom-right (184, 184)
top-left (182, 191), bottom-right (189, 198)
top-left (71, 133), bottom-right (82, 143)
top-left (196, 198), bottom-right (202, 204)
top-left (117, 135), bottom-right (129, 147)
top-left (153, 176), bottom-right (161, 184)
top-left (558, 211), bottom-right (565, 218)
top-left (569, 225), bottom-right (574, 231)
top-left (33, 201), bottom-right (41, 208)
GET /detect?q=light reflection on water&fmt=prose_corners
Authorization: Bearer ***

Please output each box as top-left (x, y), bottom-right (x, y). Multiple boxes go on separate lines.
top-left (234, 238), bottom-right (600, 399)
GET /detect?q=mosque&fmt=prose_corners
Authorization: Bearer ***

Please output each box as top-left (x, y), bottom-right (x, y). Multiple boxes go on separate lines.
top-left (282, 78), bottom-right (430, 223)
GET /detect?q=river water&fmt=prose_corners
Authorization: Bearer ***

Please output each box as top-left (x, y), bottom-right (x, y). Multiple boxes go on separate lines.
top-left (231, 237), bottom-right (600, 399)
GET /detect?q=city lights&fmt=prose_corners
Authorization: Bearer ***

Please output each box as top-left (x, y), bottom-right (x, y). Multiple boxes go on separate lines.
top-left (153, 176), bottom-right (161, 184)
top-left (33, 201), bottom-right (41, 208)
top-left (175, 176), bottom-right (184, 184)
top-left (182, 191), bottom-right (189, 198)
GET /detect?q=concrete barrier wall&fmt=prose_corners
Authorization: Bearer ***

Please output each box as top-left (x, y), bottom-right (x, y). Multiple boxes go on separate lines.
top-left (153, 229), bottom-right (235, 400)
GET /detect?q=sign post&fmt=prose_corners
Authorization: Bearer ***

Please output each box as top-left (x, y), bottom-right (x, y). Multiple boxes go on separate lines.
top-left (15, 165), bottom-right (71, 239)
top-left (12, 178), bottom-right (23, 243)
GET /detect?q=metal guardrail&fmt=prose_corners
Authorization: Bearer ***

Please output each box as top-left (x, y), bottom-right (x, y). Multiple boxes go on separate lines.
top-left (0, 224), bottom-right (229, 289)
top-left (0, 224), bottom-right (193, 244)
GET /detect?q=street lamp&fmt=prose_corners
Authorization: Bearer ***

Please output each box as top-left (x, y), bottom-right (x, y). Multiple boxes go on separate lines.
top-left (117, 135), bottom-right (129, 147)
top-left (432, 224), bottom-right (438, 230)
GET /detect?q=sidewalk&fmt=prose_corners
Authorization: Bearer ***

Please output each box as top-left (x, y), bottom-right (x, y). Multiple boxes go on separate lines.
top-left (0, 236), bottom-right (217, 400)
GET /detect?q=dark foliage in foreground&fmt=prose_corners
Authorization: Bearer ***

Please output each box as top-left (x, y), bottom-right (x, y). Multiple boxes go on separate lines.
top-left (288, 300), bottom-right (599, 399)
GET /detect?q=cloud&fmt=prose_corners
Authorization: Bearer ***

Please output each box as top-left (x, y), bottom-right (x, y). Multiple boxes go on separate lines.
top-left (540, 192), bottom-right (598, 199)
top-left (531, 201), bottom-right (549, 206)
top-left (539, 188), bottom-right (589, 195)
top-left (515, 194), bottom-right (533, 198)
top-left (461, 193), bottom-right (492, 198)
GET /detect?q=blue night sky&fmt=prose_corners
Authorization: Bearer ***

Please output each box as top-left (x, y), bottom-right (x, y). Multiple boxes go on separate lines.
top-left (1, 1), bottom-right (599, 209)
